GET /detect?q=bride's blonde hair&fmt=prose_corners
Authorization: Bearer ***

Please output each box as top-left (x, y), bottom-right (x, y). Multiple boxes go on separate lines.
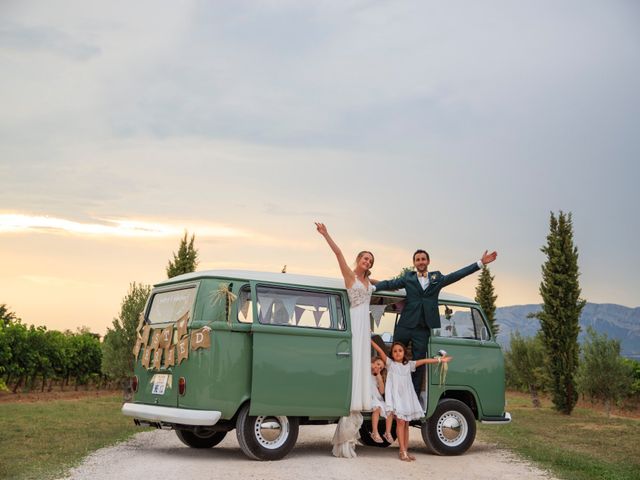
top-left (354, 250), bottom-right (375, 278)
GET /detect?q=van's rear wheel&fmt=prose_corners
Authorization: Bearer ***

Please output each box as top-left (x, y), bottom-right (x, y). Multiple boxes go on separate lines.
top-left (359, 419), bottom-right (396, 447)
top-left (421, 399), bottom-right (476, 455)
top-left (175, 429), bottom-right (227, 448)
top-left (235, 403), bottom-right (299, 460)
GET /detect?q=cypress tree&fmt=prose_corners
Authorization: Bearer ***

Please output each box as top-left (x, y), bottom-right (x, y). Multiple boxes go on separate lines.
top-left (166, 231), bottom-right (199, 278)
top-left (475, 266), bottom-right (499, 337)
top-left (534, 211), bottom-right (585, 414)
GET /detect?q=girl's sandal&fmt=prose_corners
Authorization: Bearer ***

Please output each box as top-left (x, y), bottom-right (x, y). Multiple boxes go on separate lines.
top-left (399, 451), bottom-right (411, 462)
top-left (407, 452), bottom-right (416, 461)
top-left (383, 432), bottom-right (394, 444)
top-left (370, 432), bottom-right (383, 443)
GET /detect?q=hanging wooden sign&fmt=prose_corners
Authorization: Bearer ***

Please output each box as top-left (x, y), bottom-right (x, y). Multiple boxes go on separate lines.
top-left (190, 327), bottom-right (211, 351)
top-left (177, 336), bottom-right (189, 364)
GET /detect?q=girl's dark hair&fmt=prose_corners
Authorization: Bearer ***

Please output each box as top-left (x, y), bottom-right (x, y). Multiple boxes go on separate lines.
top-left (390, 341), bottom-right (409, 364)
top-left (356, 250), bottom-right (375, 277)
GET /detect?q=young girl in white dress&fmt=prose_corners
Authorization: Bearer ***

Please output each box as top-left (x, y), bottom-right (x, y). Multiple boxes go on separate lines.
top-left (369, 357), bottom-right (393, 444)
top-left (370, 339), bottom-right (452, 461)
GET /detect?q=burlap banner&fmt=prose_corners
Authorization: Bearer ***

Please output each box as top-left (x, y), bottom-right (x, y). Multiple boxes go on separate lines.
top-left (159, 325), bottom-right (173, 348)
top-left (190, 327), bottom-right (211, 351)
top-left (141, 346), bottom-right (153, 369)
top-left (177, 336), bottom-right (189, 364)
top-left (150, 329), bottom-right (162, 350)
top-left (140, 325), bottom-right (151, 345)
top-left (176, 312), bottom-right (189, 340)
top-left (152, 348), bottom-right (163, 370)
top-left (133, 337), bottom-right (144, 359)
top-left (136, 312), bottom-right (145, 333)
top-left (163, 345), bottom-right (175, 369)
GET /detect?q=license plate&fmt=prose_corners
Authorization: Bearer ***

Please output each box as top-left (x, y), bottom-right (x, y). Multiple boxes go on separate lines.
top-left (151, 374), bottom-right (169, 395)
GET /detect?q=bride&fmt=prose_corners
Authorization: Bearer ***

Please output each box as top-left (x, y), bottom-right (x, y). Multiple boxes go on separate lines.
top-left (316, 222), bottom-right (374, 458)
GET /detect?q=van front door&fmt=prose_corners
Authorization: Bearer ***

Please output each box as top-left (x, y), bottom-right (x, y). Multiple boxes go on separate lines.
top-left (250, 285), bottom-right (351, 417)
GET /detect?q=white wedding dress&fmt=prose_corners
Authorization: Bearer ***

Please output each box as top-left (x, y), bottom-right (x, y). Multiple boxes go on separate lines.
top-left (332, 277), bottom-right (372, 458)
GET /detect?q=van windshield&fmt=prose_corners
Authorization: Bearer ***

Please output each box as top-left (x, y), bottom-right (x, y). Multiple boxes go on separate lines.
top-left (147, 287), bottom-right (196, 325)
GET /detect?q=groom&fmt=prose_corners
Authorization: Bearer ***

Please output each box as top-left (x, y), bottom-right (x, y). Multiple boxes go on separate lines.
top-left (374, 249), bottom-right (497, 395)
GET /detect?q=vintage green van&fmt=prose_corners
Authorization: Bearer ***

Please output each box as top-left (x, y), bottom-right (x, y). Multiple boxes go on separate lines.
top-left (122, 270), bottom-right (510, 460)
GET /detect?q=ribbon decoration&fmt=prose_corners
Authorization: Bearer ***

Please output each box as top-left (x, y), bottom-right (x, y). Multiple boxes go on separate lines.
top-left (435, 358), bottom-right (448, 387)
top-left (211, 283), bottom-right (238, 325)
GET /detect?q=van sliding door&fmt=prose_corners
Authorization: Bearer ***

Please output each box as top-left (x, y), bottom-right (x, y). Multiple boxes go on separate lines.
top-left (249, 285), bottom-right (351, 417)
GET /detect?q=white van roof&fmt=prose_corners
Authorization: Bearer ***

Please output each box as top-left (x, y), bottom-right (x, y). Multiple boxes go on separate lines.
top-left (157, 269), bottom-right (476, 305)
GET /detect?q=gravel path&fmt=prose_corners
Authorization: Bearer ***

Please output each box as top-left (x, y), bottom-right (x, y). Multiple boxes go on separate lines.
top-left (61, 426), bottom-right (555, 480)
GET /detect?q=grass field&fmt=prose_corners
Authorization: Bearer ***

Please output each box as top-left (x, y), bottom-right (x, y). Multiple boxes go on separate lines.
top-left (0, 393), bottom-right (141, 480)
top-left (477, 392), bottom-right (640, 480)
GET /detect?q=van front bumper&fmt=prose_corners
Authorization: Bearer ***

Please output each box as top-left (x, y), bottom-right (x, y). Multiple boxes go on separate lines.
top-left (122, 403), bottom-right (222, 426)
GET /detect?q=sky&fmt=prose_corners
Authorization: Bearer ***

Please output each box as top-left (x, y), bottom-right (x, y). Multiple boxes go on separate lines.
top-left (1, 1), bottom-right (639, 336)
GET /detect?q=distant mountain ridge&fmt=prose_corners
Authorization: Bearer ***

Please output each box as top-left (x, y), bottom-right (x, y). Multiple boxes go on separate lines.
top-left (494, 303), bottom-right (640, 358)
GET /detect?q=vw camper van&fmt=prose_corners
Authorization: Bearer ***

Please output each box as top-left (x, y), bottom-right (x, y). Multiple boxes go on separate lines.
top-left (122, 270), bottom-right (510, 460)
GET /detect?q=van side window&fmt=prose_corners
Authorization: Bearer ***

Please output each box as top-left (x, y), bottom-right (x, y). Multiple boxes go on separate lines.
top-left (147, 287), bottom-right (196, 325)
top-left (433, 305), bottom-right (482, 340)
top-left (237, 286), bottom-right (253, 323)
top-left (256, 286), bottom-right (345, 330)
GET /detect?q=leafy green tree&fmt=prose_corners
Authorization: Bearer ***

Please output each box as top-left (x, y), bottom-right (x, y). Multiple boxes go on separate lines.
top-left (102, 282), bottom-right (151, 392)
top-left (67, 328), bottom-right (102, 390)
top-left (475, 266), bottom-right (499, 337)
top-left (166, 231), bottom-right (198, 278)
top-left (394, 266), bottom-right (414, 279)
top-left (505, 332), bottom-right (547, 407)
top-left (0, 304), bottom-right (17, 327)
top-left (577, 327), bottom-right (633, 417)
top-left (1, 320), bottom-right (29, 392)
top-left (532, 211), bottom-right (585, 415)
top-left (621, 358), bottom-right (640, 397)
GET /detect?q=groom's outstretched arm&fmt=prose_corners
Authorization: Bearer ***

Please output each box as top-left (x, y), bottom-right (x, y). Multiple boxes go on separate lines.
top-left (440, 250), bottom-right (497, 288)
top-left (440, 263), bottom-right (482, 288)
top-left (374, 276), bottom-right (406, 292)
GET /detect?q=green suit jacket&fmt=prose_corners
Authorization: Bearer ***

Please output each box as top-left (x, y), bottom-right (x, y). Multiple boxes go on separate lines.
top-left (375, 262), bottom-right (481, 330)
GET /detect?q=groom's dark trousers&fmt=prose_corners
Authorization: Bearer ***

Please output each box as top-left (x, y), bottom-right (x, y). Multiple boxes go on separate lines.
top-left (374, 262), bottom-right (481, 395)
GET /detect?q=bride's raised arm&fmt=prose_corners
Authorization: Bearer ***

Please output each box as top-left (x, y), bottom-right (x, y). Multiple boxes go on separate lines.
top-left (315, 222), bottom-right (355, 289)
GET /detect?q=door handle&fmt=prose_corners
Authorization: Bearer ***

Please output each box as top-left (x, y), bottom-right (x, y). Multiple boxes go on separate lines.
top-left (336, 351), bottom-right (351, 357)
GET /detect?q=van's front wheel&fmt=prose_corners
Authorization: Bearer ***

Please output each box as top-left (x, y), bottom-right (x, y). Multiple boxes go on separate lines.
top-left (175, 429), bottom-right (227, 448)
top-left (235, 404), bottom-right (299, 460)
top-left (421, 399), bottom-right (476, 455)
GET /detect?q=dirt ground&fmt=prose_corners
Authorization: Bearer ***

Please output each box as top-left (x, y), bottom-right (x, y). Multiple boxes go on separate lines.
top-left (61, 427), bottom-right (556, 480)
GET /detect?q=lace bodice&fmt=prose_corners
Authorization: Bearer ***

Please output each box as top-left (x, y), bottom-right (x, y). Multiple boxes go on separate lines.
top-left (347, 277), bottom-right (374, 308)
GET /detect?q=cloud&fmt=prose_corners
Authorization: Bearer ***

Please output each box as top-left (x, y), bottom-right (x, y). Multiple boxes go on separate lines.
top-left (0, 22), bottom-right (101, 61)
top-left (0, 213), bottom-right (247, 238)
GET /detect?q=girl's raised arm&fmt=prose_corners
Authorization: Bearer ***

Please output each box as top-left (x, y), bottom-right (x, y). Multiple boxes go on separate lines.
top-left (414, 355), bottom-right (453, 368)
top-left (370, 339), bottom-right (388, 364)
top-left (315, 222), bottom-right (355, 288)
